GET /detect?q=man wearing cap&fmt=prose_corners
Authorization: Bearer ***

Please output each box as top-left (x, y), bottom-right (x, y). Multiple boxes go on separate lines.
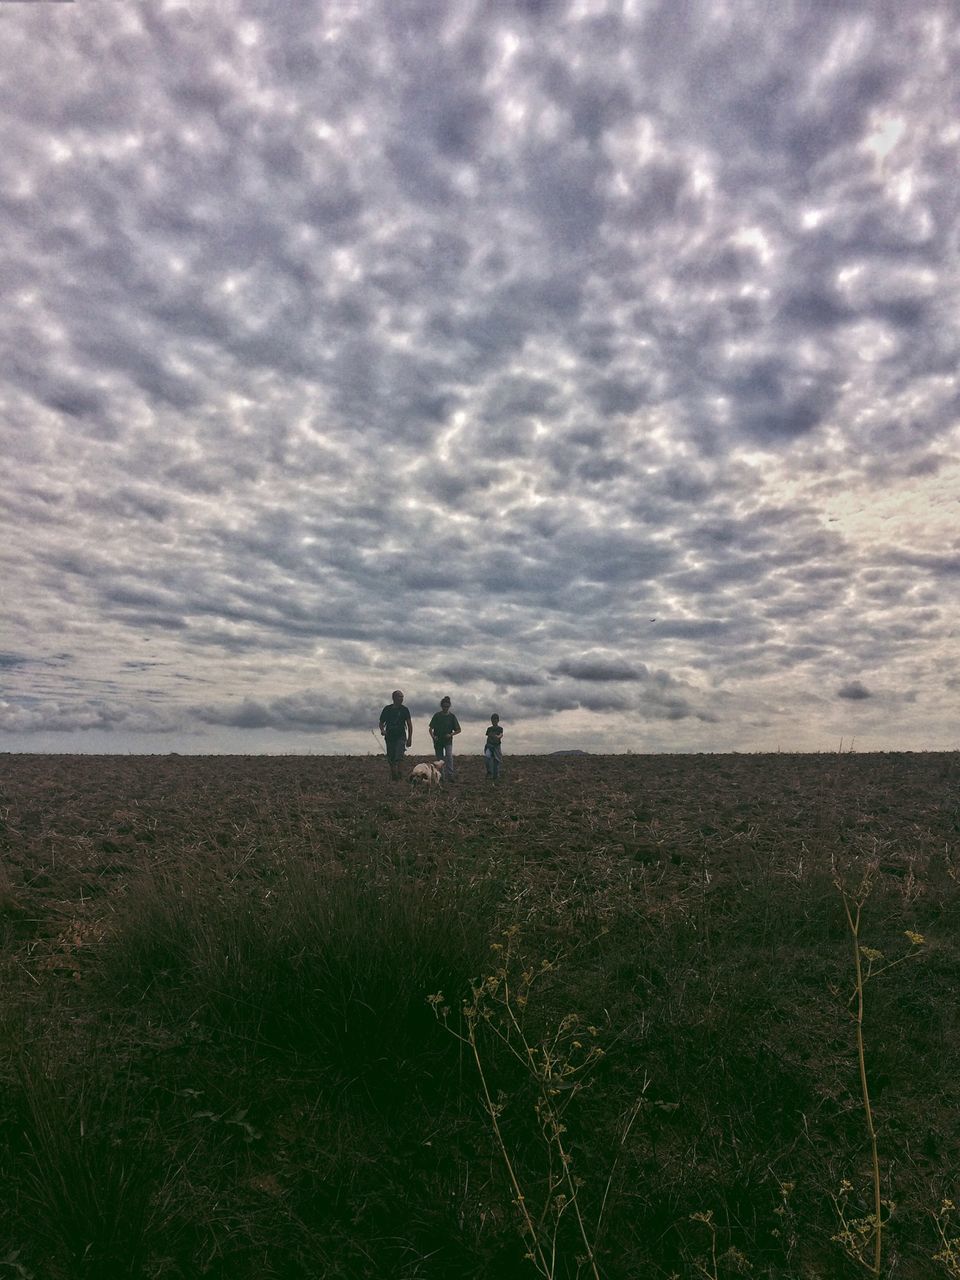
top-left (379, 690), bottom-right (413, 782)
top-left (428, 696), bottom-right (461, 782)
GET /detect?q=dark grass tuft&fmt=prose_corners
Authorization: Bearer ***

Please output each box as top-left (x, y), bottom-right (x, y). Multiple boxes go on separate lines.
top-left (96, 856), bottom-right (496, 1102)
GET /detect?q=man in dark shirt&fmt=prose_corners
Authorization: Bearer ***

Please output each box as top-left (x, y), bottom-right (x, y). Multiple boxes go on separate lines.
top-left (379, 690), bottom-right (413, 781)
top-left (428, 696), bottom-right (461, 782)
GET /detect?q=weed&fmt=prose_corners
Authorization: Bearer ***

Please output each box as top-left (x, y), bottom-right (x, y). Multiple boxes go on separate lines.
top-left (832, 859), bottom-right (926, 1274)
top-left (684, 1209), bottom-right (754, 1277)
top-left (432, 926), bottom-right (646, 1279)
top-left (934, 1199), bottom-right (960, 1277)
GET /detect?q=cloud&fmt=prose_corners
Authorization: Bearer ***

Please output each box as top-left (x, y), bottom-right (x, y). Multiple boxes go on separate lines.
top-left (512, 676), bottom-right (717, 724)
top-left (837, 680), bottom-right (872, 701)
top-left (435, 663), bottom-right (546, 688)
top-left (552, 656), bottom-right (646, 682)
top-left (0, 697), bottom-right (180, 736)
top-left (195, 692), bottom-right (364, 732)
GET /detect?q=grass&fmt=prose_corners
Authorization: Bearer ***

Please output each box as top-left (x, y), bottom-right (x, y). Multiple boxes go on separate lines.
top-left (96, 856), bottom-right (493, 1098)
top-left (0, 750), bottom-right (958, 1277)
top-left (11, 1052), bottom-right (165, 1279)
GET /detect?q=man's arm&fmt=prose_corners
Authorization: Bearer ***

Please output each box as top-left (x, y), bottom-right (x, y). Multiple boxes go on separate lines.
top-left (452, 716), bottom-right (462, 735)
top-left (406, 707), bottom-right (413, 747)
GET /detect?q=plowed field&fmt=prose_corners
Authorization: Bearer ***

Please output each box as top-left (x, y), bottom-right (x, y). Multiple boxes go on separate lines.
top-left (1, 751), bottom-right (958, 1278)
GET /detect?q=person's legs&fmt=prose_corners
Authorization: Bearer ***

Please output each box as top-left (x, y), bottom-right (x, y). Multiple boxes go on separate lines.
top-left (443, 741), bottom-right (455, 781)
top-left (387, 737), bottom-right (404, 781)
top-left (484, 749), bottom-right (493, 777)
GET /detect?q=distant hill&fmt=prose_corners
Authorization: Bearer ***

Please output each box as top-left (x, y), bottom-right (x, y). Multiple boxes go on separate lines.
top-left (547, 749), bottom-right (590, 756)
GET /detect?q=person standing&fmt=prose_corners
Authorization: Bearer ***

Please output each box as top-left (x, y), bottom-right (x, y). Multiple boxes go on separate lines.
top-left (483, 714), bottom-right (503, 780)
top-left (428, 696), bottom-right (461, 782)
top-left (379, 690), bottom-right (413, 782)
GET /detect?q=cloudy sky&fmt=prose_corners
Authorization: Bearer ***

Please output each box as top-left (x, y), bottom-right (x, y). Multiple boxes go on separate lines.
top-left (2, 0), bottom-right (958, 756)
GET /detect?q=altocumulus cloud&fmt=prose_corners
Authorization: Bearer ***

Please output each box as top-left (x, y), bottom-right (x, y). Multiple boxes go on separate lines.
top-left (1, 0), bottom-right (959, 754)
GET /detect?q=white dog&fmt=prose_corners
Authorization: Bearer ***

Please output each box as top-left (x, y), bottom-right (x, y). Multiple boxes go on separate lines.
top-left (410, 760), bottom-right (445, 787)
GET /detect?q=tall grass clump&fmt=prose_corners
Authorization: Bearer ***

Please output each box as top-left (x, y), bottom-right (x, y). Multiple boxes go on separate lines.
top-left (8, 1051), bottom-right (168, 1279)
top-left (24, 854), bottom-right (509, 1275)
top-left (97, 854), bottom-right (497, 1099)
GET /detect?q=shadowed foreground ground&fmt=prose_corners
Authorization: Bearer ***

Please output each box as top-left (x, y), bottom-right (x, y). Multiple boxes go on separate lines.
top-left (1, 751), bottom-right (958, 1278)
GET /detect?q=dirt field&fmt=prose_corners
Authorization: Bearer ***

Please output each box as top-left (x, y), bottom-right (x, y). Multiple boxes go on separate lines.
top-left (1, 751), bottom-right (958, 1278)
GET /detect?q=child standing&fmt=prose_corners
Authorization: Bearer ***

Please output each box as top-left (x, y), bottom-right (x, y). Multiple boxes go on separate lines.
top-left (484, 714), bottom-right (503, 780)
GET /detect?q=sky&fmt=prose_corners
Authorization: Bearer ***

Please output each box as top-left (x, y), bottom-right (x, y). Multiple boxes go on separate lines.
top-left (1, 0), bottom-right (958, 756)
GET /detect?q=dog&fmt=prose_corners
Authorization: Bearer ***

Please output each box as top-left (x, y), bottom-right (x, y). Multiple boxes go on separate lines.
top-left (410, 759), bottom-right (445, 787)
